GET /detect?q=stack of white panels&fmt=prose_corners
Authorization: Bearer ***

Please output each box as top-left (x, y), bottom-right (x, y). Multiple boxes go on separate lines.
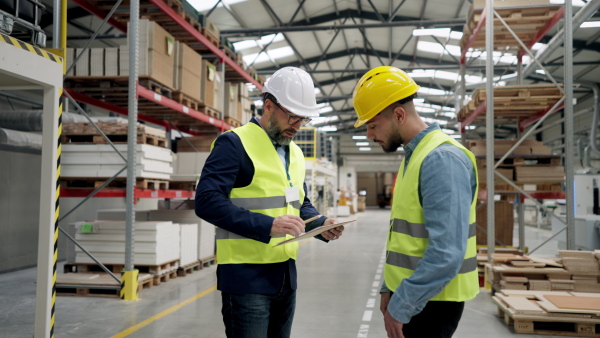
top-left (198, 219), bottom-right (216, 260)
top-left (178, 224), bottom-right (199, 266)
top-left (74, 221), bottom-right (180, 265)
top-left (62, 144), bottom-right (173, 179)
top-left (148, 210), bottom-right (214, 261)
top-left (171, 152), bottom-right (209, 181)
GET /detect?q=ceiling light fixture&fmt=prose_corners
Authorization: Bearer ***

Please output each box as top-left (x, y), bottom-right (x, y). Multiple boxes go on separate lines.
top-left (352, 135), bottom-right (367, 140)
top-left (412, 28), bottom-right (451, 37)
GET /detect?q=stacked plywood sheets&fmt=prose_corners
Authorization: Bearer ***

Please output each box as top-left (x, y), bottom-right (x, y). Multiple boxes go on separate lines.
top-left (458, 84), bottom-right (564, 124)
top-left (121, 19), bottom-right (175, 87)
top-left (62, 144), bottom-right (173, 179)
top-left (74, 221), bottom-right (180, 265)
top-left (148, 210), bottom-right (214, 261)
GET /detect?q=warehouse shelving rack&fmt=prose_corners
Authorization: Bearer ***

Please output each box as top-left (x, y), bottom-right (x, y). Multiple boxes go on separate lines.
top-left (31, 0), bottom-right (266, 329)
top-left (458, 0), bottom-right (577, 258)
top-left (0, 33), bottom-right (63, 338)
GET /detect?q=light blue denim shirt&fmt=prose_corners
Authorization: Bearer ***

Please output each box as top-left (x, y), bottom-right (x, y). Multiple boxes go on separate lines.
top-left (381, 123), bottom-right (477, 324)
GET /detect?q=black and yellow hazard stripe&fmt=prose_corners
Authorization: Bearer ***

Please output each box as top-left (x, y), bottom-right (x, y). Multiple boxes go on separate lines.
top-left (51, 92), bottom-right (62, 338)
top-left (0, 32), bottom-right (61, 64)
top-left (121, 270), bottom-right (140, 301)
top-left (1, 31), bottom-right (63, 338)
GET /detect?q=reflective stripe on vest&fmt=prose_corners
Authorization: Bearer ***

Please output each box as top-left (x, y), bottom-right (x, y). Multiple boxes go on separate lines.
top-left (230, 196), bottom-right (301, 211)
top-left (214, 123), bottom-right (306, 264)
top-left (391, 219), bottom-right (477, 239)
top-left (385, 129), bottom-right (479, 302)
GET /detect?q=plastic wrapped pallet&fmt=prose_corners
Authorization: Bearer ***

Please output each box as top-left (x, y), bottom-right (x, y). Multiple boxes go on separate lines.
top-left (0, 128), bottom-right (42, 148)
top-left (74, 221), bottom-right (180, 265)
top-left (0, 110), bottom-right (87, 132)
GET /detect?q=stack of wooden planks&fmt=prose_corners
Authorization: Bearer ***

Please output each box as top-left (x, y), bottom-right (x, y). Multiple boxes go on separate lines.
top-left (460, 0), bottom-right (563, 51)
top-left (457, 84), bottom-right (564, 124)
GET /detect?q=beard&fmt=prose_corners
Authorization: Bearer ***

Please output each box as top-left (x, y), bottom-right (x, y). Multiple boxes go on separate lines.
top-left (381, 128), bottom-right (404, 153)
top-left (267, 113), bottom-right (296, 145)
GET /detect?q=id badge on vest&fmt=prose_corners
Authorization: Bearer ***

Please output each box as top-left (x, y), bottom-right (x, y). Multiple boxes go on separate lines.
top-left (285, 186), bottom-right (300, 203)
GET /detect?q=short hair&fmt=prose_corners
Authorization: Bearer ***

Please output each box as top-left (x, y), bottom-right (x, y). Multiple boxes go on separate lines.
top-left (396, 93), bottom-right (417, 105)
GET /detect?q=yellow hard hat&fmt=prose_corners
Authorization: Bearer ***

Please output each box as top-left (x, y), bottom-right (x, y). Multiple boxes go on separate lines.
top-left (352, 66), bottom-right (420, 128)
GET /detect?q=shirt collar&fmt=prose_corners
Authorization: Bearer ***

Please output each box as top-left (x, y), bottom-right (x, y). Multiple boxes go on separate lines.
top-left (403, 122), bottom-right (441, 156)
top-left (251, 116), bottom-right (284, 148)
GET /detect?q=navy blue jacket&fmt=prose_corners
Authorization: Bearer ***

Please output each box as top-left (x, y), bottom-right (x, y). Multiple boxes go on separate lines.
top-left (195, 118), bottom-right (327, 294)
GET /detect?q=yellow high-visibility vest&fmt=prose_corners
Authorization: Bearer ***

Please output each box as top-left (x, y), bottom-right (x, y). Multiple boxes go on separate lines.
top-left (214, 123), bottom-right (305, 264)
top-left (385, 129), bottom-right (479, 301)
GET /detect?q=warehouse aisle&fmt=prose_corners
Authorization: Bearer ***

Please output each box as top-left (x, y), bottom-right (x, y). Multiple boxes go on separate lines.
top-left (0, 208), bottom-right (560, 338)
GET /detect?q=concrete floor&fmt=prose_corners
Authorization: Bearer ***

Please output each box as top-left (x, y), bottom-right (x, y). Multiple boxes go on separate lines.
top-left (0, 207), bottom-right (563, 338)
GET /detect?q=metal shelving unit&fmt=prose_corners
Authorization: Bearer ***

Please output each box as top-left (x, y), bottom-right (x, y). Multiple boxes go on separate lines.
top-left (49, 0), bottom-right (265, 313)
top-left (458, 0), bottom-right (576, 258)
top-left (0, 33), bottom-right (63, 338)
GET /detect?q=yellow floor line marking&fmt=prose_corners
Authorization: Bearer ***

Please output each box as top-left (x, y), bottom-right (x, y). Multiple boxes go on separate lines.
top-left (113, 237), bottom-right (316, 337)
top-left (111, 285), bottom-right (217, 338)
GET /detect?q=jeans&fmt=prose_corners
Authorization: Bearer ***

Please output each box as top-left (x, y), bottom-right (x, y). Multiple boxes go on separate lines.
top-left (402, 301), bottom-right (464, 338)
top-left (221, 279), bottom-right (296, 338)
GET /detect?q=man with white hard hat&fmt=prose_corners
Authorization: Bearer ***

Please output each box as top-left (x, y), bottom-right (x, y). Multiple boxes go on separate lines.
top-left (196, 66), bottom-right (344, 338)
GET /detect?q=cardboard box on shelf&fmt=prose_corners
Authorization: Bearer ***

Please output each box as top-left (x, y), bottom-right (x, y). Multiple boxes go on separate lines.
top-left (176, 135), bottom-right (218, 153)
top-left (478, 167), bottom-right (514, 182)
top-left (122, 19), bottom-right (175, 88)
top-left (174, 41), bottom-right (202, 102)
top-left (467, 139), bottom-right (551, 156)
top-left (515, 166), bottom-right (565, 182)
top-left (200, 60), bottom-right (216, 108)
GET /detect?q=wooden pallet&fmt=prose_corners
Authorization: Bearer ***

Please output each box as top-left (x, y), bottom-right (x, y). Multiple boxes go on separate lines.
top-left (480, 181), bottom-right (563, 193)
top-left (64, 259), bottom-right (179, 276)
top-left (172, 91), bottom-right (202, 111)
top-left (169, 181), bottom-right (196, 191)
top-left (493, 292), bottom-right (600, 337)
top-left (139, 77), bottom-right (173, 99)
top-left (457, 84), bottom-right (563, 123)
top-left (61, 177), bottom-right (170, 190)
top-left (220, 46), bottom-right (236, 61)
top-left (56, 273), bottom-right (154, 298)
top-left (62, 132), bottom-right (167, 148)
top-left (224, 116), bottom-right (241, 128)
top-left (200, 28), bottom-right (220, 47)
top-left (475, 155), bottom-right (562, 167)
top-left (199, 255), bottom-right (216, 269)
top-left (177, 261), bottom-right (202, 277)
top-left (63, 121), bottom-right (166, 139)
top-left (198, 105), bottom-right (221, 119)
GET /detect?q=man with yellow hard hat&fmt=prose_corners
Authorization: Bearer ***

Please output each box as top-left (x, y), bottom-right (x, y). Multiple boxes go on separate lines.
top-left (352, 66), bottom-right (479, 338)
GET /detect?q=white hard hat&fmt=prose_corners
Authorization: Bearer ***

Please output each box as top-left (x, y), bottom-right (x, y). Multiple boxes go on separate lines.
top-left (262, 67), bottom-right (319, 117)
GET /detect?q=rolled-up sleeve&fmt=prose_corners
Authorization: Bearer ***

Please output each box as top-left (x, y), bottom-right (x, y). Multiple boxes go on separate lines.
top-left (387, 145), bottom-right (474, 323)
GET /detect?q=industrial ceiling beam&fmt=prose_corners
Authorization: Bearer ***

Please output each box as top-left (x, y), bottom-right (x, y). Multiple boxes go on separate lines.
top-left (221, 17), bottom-right (465, 36)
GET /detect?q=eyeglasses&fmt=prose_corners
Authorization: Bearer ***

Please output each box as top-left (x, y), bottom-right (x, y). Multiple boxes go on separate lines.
top-left (273, 101), bottom-right (312, 126)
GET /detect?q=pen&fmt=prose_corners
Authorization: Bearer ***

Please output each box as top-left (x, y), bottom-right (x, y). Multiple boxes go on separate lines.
top-left (303, 215), bottom-right (321, 224)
